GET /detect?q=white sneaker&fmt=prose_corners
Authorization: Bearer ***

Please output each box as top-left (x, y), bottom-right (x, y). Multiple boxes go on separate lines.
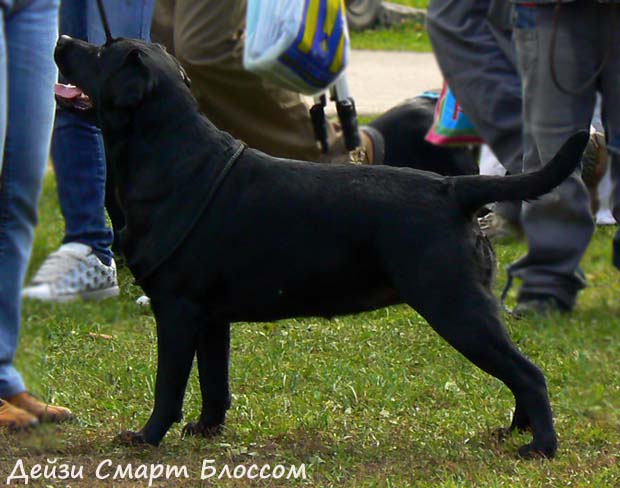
top-left (22, 243), bottom-right (119, 302)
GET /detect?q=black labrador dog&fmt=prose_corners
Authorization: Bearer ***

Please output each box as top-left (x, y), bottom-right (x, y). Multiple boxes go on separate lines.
top-left (54, 35), bottom-right (588, 458)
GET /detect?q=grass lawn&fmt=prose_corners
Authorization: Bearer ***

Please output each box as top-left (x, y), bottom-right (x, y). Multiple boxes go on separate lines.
top-left (1, 169), bottom-right (619, 487)
top-left (349, 0), bottom-right (432, 52)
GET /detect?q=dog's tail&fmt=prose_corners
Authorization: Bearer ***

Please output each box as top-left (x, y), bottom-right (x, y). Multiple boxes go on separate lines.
top-left (452, 131), bottom-right (589, 215)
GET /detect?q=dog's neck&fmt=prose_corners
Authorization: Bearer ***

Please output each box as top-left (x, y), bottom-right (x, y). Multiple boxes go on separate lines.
top-left (100, 87), bottom-right (242, 262)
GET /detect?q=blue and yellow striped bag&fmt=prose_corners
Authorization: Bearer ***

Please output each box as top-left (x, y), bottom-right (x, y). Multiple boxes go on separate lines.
top-left (244, 0), bottom-right (349, 95)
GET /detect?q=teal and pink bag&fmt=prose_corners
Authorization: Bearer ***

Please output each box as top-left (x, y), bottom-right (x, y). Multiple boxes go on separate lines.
top-left (425, 82), bottom-right (484, 146)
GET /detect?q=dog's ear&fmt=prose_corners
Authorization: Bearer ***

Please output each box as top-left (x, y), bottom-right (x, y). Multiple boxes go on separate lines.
top-left (153, 42), bottom-right (191, 88)
top-left (104, 50), bottom-right (155, 110)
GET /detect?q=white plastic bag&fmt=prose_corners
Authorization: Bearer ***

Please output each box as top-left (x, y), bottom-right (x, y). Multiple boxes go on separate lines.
top-left (244, 0), bottom-right (349, 95)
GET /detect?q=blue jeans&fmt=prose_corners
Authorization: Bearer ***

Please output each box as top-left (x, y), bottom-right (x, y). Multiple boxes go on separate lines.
top-left (52, 0), bottom-right (154, 265)
top-left (0, 0), bottom-right (60, 398)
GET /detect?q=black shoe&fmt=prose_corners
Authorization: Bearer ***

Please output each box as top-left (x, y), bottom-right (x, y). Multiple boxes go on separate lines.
top-left (513, 294), bottom-right (570, 318)
top-left (478, 211), bottom-right (523, 242)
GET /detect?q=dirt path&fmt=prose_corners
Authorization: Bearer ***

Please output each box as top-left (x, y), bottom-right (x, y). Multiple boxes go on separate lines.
top-left (314, 49), bottom-right (443, 116)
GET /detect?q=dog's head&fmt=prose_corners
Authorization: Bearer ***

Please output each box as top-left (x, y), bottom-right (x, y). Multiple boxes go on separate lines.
top-left (54, 36), bottom-right (192, 127)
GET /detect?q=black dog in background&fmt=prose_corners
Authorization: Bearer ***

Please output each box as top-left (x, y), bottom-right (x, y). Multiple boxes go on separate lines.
top-left (368, 95), bottom-right (478, 176)
top-left (54, 35), bottom-right (589, 458)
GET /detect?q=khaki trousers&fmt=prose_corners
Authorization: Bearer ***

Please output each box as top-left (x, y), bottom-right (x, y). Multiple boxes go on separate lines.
top-left (151, 0), bottom-right (325, 160)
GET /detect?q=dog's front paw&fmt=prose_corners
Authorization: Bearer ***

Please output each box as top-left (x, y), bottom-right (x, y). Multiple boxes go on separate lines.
top-left (182, 421), bottom-right (224, 439)
top-left (517, 442), bottom-right (556, 460)
top-left (115, 430), bottom-right (149, 446)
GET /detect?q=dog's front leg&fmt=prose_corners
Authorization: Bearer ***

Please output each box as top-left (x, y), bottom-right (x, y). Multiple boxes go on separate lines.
top-left (117, 299), bottom-right (197, 446)
top-left (183, 322), bottom-right (231, 438)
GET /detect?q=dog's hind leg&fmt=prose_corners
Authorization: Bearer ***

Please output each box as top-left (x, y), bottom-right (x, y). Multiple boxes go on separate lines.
top-left (396, 269), bottom-right (557, 458)
top-left (183, 322), bottom-right (231, 438)
top-left (117, 298), bottom-right (197, 446)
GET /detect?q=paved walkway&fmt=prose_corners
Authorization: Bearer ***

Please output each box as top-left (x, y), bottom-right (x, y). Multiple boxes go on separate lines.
top-left (315, 50), bottom-right (443, 116)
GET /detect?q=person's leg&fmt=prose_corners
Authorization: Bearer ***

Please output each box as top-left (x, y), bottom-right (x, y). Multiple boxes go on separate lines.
top-left (0, 4), bottom-right (24, 403)
top-left (427, 0), bottom-right (522, 229)
top-left (23, 0), bottom-right (118, 302)
top-left (52, 0), bottom-right (113, 264)
top-left (599, 12), bottom-right (620, 266)
top-left (611, 153), bottom-right (620, 269)
top-left (87, 0), bottom-right (155, 44)
top-left (427, 0), bottom-right (523, 176)
top-left (0, 0), bottom-right (59, 396)
top-left (166, 0), bottom-right (322, 161)
top-left (509, 3), bottom-right (597, 312)
top-left (151, 0), bottom-right (175, 55)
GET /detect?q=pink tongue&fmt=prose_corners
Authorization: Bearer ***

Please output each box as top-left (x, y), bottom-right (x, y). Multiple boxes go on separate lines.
top-left (54, 83), bottom-right (84, 99)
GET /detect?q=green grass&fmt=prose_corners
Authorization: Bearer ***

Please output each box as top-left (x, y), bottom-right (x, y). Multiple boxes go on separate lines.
top-left (349, 0), bottom-right (432, 52)
top-left (1, 171), bottom-right (620, 487)
top-left (350, 20), bottom-right (431, 52)
top-left (390, 0), bottom-right (429, 8)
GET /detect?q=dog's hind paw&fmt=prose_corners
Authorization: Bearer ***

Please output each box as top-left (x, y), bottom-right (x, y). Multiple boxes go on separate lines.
top-left (182, 421), bottom-right (224, 439)
top-left (115, 430), bottom-right (149, 446)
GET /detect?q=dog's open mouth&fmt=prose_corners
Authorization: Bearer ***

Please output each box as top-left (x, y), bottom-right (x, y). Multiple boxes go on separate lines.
top-left (54, 83), bottom-right (93, 111)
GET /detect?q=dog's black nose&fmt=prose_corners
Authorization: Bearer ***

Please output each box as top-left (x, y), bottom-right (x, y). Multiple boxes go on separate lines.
top-left (56, 35), bottom-right (73, 49)
top-left (57, 35), bottom-right (71, 45)
top-left (54, 35), bottom-right (74, 63)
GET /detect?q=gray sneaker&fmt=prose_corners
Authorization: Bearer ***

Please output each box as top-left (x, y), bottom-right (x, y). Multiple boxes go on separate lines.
top-left (22, 243), bottom-right (119, 302)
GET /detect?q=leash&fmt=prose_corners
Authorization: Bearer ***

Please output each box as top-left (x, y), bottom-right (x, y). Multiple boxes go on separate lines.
top-left (499, 272), bottom-right (514, 316)
top-left (549, 0), bottom-right (616, 96)
top-left (96, 0), bottom-right (114, 43)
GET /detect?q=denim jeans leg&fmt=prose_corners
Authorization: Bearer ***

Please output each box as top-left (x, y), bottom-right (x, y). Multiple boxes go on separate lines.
top-left (51, 112), bottom-right (111, 262)
top-left (87, 0), bottom-right (155, 43)
top-left (0, 0), bottom-right (60, 397)
top-left (52, 0), bottom-right (113, 265)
